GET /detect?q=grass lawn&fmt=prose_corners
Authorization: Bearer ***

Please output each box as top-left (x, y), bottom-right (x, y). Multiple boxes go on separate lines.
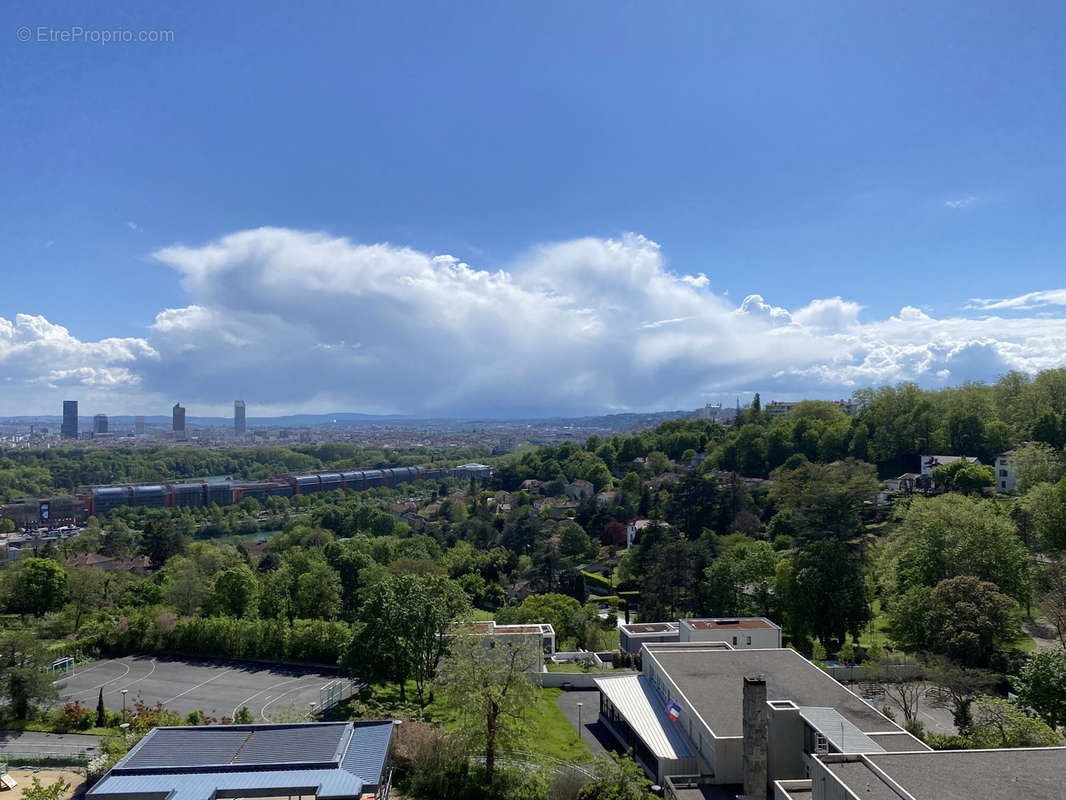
top-left (0, 718), bottom-right (114, 737)
top-left (519, 689), bottom-right (593, 763)
top-left (855, 598), bottom-right (895, 650)
top-left (342, 682), bottom-right (592, 764)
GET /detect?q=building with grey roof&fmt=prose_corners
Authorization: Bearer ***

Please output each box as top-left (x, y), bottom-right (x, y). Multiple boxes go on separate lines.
top-left (88, 721), bottom-right (394, 800)
top-left (787, 747), bottom-right (1066, 800)
top-left (595, 640), bottom-right (926, 791)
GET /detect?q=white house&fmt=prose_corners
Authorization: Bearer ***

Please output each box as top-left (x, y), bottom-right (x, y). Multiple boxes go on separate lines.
top-left (995, 449), bottom-right (1018, 492)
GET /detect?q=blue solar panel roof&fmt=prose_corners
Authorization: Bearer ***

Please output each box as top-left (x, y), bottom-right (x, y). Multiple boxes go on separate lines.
top-left (89, 722), bottom-right (394, 800)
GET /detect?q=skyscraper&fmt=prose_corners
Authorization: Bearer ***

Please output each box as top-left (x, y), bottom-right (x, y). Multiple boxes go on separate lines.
top-left (61, 400), bottom-right (78, 439)
top-left (93, 414), bottom-right (109, 434)
top-left (134, 416), bottom-right (145, 435)
top-left (234, 400), bottom-right (246, 438)
top-left (173, 403), bottom-right (186, 439)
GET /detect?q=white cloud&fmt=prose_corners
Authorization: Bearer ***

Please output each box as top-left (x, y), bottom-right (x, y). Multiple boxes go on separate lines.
top-left (127, 221), bottom-right (142, 232)
top-left (967, 289), bottom-right (1066, 311)
top-left (0, 314), bottom-right (158, 412)
top-left (5, 228), bottom-right (1066, 416)
top-left (945, 195), bottom-right (978, 209)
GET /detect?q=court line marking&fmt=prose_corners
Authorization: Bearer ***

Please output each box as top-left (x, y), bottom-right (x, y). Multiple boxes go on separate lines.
top-left (260, 678), bottom-right (331, 722)
top-left (105, 658), bottom-right (157, 700)
top-left (231, 675), bottom-right (311, 721)
top-left (63, 660), bottom-right (132, 698)
top-left (161, 667), bottom-right (232, 704)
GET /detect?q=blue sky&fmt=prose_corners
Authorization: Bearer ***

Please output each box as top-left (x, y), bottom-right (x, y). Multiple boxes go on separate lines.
top-left (2, 1), bottom-right (1066, 416)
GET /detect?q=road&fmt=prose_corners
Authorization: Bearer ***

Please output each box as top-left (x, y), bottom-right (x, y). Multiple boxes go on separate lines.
top-left (554, 689), bottom-right (618, 759)
top-left (0, 730), bottom-right (100, 758)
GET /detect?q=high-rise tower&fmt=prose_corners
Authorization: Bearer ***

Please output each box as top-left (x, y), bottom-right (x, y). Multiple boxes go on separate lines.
top-left (234, 400), bottom-right (246, 438)
top-left (93, 414), bottom-right (109, 434)
top-left (61, 400), bottom-right (79, 439)
top-left (172, 403), bottom-right (186, 439)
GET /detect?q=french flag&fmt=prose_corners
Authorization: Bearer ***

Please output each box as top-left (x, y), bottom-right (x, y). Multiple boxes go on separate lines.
top-left (666, 699), bottom-right (681, 722)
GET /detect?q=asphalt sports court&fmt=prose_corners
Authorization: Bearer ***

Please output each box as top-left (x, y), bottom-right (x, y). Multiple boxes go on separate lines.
top-left (57, 656), bottom-right (340, 722)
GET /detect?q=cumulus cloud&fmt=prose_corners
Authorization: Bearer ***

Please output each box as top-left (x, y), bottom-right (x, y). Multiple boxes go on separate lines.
top-left (0, 314), bottom-right (158, 413)
top-left (5, 228), bottom-right (1066, 416)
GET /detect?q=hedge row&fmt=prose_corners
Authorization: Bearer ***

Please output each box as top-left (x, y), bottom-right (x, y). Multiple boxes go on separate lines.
top-left (73, 611), bottom-right (352, 666)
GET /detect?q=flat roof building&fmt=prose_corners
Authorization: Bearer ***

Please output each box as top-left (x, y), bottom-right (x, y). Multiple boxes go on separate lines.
top-left (618, 618), bottom-right (782, 655)
top-left (786, 747), bottom-right (1066, 800)
top-left (88, 721), bottom-right (395, 800)
top-left (596, 641), bottom-right (925, 789)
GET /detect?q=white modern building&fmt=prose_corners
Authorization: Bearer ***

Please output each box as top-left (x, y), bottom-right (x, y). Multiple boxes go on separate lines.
top-left (679, 617), bottom-right (782, 649)
top-left (618, 617), bottom-right (782, 655)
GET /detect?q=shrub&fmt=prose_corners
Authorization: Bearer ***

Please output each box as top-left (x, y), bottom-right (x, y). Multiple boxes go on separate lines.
top-left (53, 701), bottom-right (94, 732)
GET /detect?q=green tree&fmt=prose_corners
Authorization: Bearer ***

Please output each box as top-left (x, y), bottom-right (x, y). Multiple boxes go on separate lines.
top-left (704, 539), bottom-right (778, 617)
top-left (96, 688), bottom-right (106, 728)
top-left (966, 696), bottom-right (1060, 748)
top-left (1013, 648), bottom-right (1066, 730)
top-left (782, 541), bottom-right (870, 651)
top-left (234, 706), bottom-right (254, 724)
top-left (0, 630), bottom-right (60, 719)
top-left (1009, 442), bottom-right (1065, 494)
top-left (932, 461), bottom-right (994, 494)
top-left (889, 576), bottom-right (1017, 668)
top-left (768, 459), bottom-right (879, 542)
top-left (20, 776), bottom-right (71, 800)
top-left (210, 566), bottom-right (259, 618)
top-left (293, 561), bottom-right (342, 620)
top-left (139, 519), bottom-right (187, 567)
top-left (8, 558), bottom-right (68, 617)
top-left (344, 574), bottom-right (470, 706)
top-left (496, 592), bottom-right (595, 648)
top-left (66, 566), bottom-right (107, 633)
top-left (891, 494), bottom-right (1030, 604)
top-left (924, 656), bottom-right (996, 731)
top-left (435, 629), bottom-right (539, 784)
top-left (577, 752), bottom-right (655, 800)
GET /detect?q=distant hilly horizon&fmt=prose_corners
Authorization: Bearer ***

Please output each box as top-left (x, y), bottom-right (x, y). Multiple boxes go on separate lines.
top-left (0, 409), bottom-right (700, 429)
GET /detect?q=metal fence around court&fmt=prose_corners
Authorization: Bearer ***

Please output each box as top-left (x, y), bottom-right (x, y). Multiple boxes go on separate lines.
top-left (316, 678), bottom-right (358, 714)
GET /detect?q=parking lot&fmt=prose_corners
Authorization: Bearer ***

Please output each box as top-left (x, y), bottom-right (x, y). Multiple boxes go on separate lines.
top-left (57, 656), bottom-right (340, 721)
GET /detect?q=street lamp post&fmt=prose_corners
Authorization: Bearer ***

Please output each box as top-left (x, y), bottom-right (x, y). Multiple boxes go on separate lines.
top-left (577, 701), bottom-right (583, 735)
top-left (121, 688), bottom-right (128, 718)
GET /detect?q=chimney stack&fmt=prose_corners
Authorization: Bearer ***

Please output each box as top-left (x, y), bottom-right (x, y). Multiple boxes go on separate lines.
top-left (743, 675), bottom-right (768, 799)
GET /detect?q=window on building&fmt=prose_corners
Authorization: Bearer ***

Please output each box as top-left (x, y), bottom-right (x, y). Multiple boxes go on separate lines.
top-left (732, 636), bottom-right (737, 646)
top-left (746, 635), bottom-right (752, 646)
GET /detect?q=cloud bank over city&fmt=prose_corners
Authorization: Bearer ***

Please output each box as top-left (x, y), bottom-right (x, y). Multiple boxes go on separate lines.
top-left (3, 227), bottom-right (1066, 417)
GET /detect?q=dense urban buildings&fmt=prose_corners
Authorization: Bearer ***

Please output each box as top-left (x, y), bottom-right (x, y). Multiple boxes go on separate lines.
top-left (234, 399), bottom-right (246, 438)
top-left (61, 400), bottom-right (78, 439)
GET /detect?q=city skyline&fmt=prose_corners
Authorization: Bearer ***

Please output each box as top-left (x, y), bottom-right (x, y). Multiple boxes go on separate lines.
top-left (3, 1), bottom-right (1066, 417)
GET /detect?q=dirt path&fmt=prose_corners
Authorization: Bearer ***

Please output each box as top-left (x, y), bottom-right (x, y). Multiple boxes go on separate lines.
top-left (1023, 616), bottom-right (1062, 652)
